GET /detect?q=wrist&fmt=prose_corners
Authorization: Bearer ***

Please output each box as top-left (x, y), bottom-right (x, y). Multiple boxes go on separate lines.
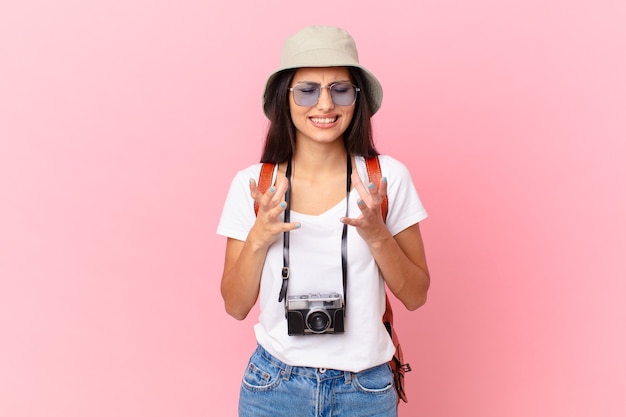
top-left (368, 228), bottom-right (394, 251)
top-left (246, 228), bottom-right (273, 253)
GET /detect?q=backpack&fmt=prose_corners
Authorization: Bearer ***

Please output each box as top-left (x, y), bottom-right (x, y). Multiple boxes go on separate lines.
top-left (255, 156), bottom-right (411, 403)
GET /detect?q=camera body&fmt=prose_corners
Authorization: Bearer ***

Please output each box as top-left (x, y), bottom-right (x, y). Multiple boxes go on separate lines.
top-left (286, 292), bottom-right (345, 335)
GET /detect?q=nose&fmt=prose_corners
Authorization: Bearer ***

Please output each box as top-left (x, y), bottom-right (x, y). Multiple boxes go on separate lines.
top-left (316, 86), bottom-right (335, 110)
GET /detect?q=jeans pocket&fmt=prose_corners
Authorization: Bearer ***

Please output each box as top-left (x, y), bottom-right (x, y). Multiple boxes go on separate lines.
top-left (241, 352), bottom-right (282, 392)
top-left (352, 362), bottom-right (395, 394)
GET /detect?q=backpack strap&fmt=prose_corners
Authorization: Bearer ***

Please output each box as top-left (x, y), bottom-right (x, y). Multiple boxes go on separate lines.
top-left (365, 156), bottom-right (411, 403)
top-left (254, 162), bottom-right (276, 216)
top-left (365, 156), bottom-right (388, 222)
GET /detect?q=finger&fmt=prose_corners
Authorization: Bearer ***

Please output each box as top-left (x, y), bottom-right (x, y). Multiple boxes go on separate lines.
top-left (255, 176), bottom-right (287, 214)
top-left (263, 177), bottom-right (289, 213)
top-left (340, 216), bottom-right (361, 227)
top-left (249, 177), bottom-right (279, 205)
top-left (364, 176), bottom-right (382, 198)
top-left (269, 201), bottom-right (301, 230)
top-left (253, 184), bottom-right (275, 216)
top-left (351, 171), bottom-right (368, 196)
top-left (351, 171), bottom-right (373, 208)
top-left (378, 176), bottom-right (388, 198)
top-left (260, 177), bottom-right (293, 221)
top-left (268, 200), bottom-right (288, 218)
top-left (287, 222), bottom-right (302, 231)
top-left (273, 176), bottom-right (290, 202)
top-left (249, 178), bottom-right (261, 200)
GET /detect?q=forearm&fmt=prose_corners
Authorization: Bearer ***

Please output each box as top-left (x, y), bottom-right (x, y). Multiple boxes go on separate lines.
top-left (368, 228), bottom-right (430, 311)
top-left (220, 237), bottom-right (270, 320)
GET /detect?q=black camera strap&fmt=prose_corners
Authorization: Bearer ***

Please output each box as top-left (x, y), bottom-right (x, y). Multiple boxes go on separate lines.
top-left (277, 159), bottom-right (292, 304)
top-left (278, 155), bottom-right (352, 315)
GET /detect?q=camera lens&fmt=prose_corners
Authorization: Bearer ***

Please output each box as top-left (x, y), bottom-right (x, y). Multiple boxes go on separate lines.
top-left (306, 308), bottom-right (331, 333)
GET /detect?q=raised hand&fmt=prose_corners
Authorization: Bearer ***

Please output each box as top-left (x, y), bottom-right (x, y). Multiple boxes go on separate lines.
top-left (340, 171), bottom-right (389, 243)
top-left (249, 175), bottom-right (300, 248)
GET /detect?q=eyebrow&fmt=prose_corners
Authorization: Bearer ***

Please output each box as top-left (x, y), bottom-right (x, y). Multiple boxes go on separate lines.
top-left (294, 79), bottom-right (352, 85)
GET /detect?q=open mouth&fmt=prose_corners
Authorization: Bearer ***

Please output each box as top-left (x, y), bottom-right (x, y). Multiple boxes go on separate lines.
top-left (310, 116), bottom-right (339, 124)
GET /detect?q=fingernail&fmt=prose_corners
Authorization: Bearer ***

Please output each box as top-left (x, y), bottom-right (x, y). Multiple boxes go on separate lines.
top-left (369, 182), bottom-right (375, 190)
top-left (249, 178), bottom-right (254, 184)
top-left (357, 199), bottom-right (364, 205)
top-left (280, 202), bottom-right (286, 208)
top-left (269, 186), bottom-right (275, 193)
top-left (382, 177), bottom-right (387, 183)
top-left (295, 223), bottom-right (301, 229)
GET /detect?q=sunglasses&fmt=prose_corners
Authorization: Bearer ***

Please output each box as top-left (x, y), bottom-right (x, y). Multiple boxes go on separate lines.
top-left (289, 82), bottom-right (360, 107)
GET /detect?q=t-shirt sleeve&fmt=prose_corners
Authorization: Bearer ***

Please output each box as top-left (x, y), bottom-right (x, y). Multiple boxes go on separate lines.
top-left (216, 165), bottom-right (261, 241)
top-left (379, 155), bottom-right (428, 236)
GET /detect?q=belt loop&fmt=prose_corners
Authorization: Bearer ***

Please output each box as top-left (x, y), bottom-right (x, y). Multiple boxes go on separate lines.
top-left (344, 371), bottom-right (353, 384)
top-left (281, 365), bottom-right (293, 381)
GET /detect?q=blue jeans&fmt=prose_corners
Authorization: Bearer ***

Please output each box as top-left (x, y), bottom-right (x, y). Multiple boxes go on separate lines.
top-left (238, 344), bottom-right (398, 417)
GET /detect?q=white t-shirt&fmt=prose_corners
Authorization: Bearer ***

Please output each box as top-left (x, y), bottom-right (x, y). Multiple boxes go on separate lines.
top-left (217, 155), bottom-right (427, 372)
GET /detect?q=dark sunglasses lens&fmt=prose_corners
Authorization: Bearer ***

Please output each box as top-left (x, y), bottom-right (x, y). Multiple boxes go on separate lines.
top-left (293, 83), bottom-right (320, 106)
top-left (330, 83), bottom-right (357, 105)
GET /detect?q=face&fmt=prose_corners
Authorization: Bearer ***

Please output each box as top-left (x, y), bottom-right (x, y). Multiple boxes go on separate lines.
top-left (288, 67), bottom-right (355, 146)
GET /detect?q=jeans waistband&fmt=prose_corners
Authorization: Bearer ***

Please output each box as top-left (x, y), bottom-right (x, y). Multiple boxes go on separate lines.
top-left (255, 344), bottom-right (353, 383)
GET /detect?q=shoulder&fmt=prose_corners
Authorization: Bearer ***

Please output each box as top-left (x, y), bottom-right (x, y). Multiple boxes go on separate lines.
top-left (228, 162), bottom-right (267, 185)
top-left (376, 154), bottom-right (409, 172)
top-left (356, 155), bottom-right (411, 178)
top-left (238, 162), bottom-right (265, 177)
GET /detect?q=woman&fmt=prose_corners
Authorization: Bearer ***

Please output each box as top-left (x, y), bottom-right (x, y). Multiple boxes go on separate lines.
top-left (217, 26), bottom-right (430, 417)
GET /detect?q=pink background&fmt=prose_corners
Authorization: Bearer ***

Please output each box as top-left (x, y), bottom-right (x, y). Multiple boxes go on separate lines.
top-left (1, 1), bottom-right (625, 416)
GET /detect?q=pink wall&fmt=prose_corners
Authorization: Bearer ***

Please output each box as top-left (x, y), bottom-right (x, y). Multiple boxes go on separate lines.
top-left (1, 1), bottom-right (625, 416)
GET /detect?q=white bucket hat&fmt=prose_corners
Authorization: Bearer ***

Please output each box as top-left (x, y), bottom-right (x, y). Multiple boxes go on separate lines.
top-left (262, 26), bottom-right (383, 117)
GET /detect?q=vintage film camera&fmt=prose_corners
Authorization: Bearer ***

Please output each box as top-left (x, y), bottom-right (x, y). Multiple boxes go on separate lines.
top-left (286, 292), bottom-right (345, 335)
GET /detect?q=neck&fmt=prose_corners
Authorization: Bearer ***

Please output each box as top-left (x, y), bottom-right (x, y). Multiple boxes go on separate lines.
top-left (292, 140), bottom-right (348, 176)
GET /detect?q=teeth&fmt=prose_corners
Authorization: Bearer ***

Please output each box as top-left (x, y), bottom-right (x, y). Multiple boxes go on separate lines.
top-left (311, 117), bottom-right (337, 124)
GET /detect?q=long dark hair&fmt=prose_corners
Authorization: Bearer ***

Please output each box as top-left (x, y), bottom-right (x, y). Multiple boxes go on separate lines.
top-left (260, 67), bottom-right (379, 163)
